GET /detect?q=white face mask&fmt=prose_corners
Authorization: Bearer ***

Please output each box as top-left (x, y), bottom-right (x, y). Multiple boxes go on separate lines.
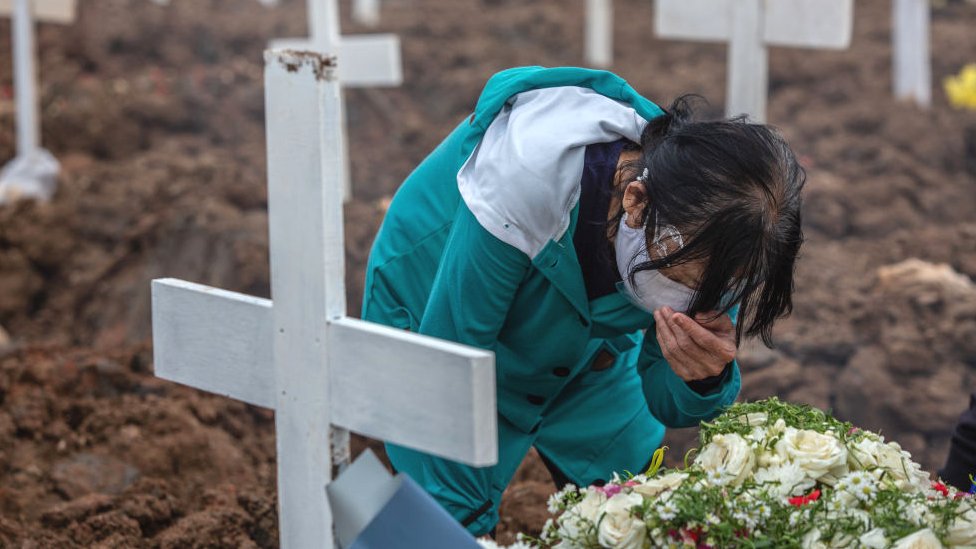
top-left (615, 213), bottom-right (695, 314)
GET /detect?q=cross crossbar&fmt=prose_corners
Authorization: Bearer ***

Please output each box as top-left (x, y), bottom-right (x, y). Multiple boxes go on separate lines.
top-left (655, 0), bottom-right (853, 121)
top-left (0, 0), bottom-right (74, 23)
top-left (152, 279), bottom-right (497, 465)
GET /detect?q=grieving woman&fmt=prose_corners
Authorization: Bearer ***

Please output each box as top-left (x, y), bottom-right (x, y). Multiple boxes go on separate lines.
top-left (361, 66), bottom-right (805, 536)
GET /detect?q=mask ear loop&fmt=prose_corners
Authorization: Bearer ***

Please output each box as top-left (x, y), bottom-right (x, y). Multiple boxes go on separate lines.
top-left (636, 167), bottom-right (686, 265)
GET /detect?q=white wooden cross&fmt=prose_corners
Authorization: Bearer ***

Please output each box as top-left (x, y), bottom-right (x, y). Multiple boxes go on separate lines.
top-left (271, 0), bottom-right (402, 201)
top-left (654, 0), bottom-right (854, 122)
top-left (584, 0), bottom-right (613, 67)
top-left (151, 50), bottom-right (497, 548)
top-left (0, 0), bottom-right (75, 203)
top-left (892, 0), bottom-right (931, 107)
top-left (352, 0), bottom-right (380, 27)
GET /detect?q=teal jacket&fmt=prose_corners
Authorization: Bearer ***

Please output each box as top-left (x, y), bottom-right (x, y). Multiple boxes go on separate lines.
top-left (363, 66), bottom-right (740, 467)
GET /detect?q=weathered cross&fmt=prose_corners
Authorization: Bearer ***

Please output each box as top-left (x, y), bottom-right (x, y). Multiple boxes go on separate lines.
top-left (584, 0), bottom-right (613, 67)
top-left (151, 50), bottom-right (497, 548)
top-left (271, 0), bottom-right (402, 201)
top-left (0, 0), bottom-right (75, 203)
top-left (654, 0), bottom-right (853, 122)
top-left (892, 0), bottom-right (931, 107)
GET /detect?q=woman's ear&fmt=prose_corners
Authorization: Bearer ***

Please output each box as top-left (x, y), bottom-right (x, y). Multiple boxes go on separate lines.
top-left (622, 181), bottom-right (648, 228)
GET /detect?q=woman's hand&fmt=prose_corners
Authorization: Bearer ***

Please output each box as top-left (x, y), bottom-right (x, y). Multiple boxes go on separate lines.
top-left (653, 306), bottom-right (737, 381)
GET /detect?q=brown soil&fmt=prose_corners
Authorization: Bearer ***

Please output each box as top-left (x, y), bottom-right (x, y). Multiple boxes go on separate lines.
top-left (0, 0), bottom-right (974, 546)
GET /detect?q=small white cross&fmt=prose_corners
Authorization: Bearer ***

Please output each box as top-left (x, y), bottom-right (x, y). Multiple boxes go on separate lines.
top-left (271, 0), bottom-right (402, 201)
top-left (0, 0), bottom-right (75, 203)
top-left (892, 0), bottom-right (931, 107)
top-left (655, 0), bottom-right (854, 122)
top-left (585, 0), bottom-right (613, 67)
top-left (151, 50), bottom-right (497, 548)
top-left (352, 0), bottom-right (380, 27)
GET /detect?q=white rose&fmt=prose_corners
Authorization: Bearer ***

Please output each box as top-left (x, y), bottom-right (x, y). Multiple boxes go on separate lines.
top-left (597, 492), bottom-right (647, 549)
top-left (556, 488), bottom-right (606, 543)
top-left (753, 462), bottom-right (816, 497)
top-left (695, 433), bottom-right (756, 486)
top-left (737, 412), bottom-right (768, 426)
top-left (576, 488), bottom-right (607, 522)
top-left (775, 428), bottom-right (848, 483)
top-left (946, 502), bottom-right (976, 546)
top-left (891, 529), bottom-right (944, 549)
top-left (859, 528), bottom-right (889, 549)
top-left (801, 528), bottom-right (826, 549)
top-left (850, 437), bottom-right (929, 492)
top-left (632, 472), bottom-right (688, 499)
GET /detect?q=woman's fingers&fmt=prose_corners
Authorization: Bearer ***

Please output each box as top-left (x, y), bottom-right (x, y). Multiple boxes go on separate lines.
top-left (654, 309), bottom-right (691, 378)
top-left (658, 308), bottom-right (734, 379)
top-left (694, 311), bottom-right (735, 336)
top-left (666, 312), bottom-right (712, 365)
top-left (672, 312), bottom-right (736, 364)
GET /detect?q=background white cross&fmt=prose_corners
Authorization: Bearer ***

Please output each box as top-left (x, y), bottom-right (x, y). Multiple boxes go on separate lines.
top-left (655, 0), bottom-right (854, 122)
top-left (352, 0), bottom-right (380, 27)
top-left (151, 50), bottom-right (496, 548)
top-left (271, 0), bottom-right (402, 201)
top-left (585, 0), bottom-right (613, 67)
top-left (0, 0), bottom-right (75, 203)
top-left (893, 0), bottom-right (931, 107)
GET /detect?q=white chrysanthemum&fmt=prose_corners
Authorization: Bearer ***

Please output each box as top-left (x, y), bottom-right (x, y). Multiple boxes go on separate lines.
top-left (477, 539), bottom-right (500, 549)
top-left (745, 426), bottom-right (768, 444)
top-left (656, 499), bottom-right (679, 521)
top-left (753, 462), bottom-right (817, 497)
top-left (901, 500), bottom-right (933, 527)
top-left (597, 492), bottom-right (647, 549)
top-left (946, 501), bottom-right (976, 546)
top-left (891, 528), bottom-right (944, 549)
top-left (695, 433), bottom-right (756, 486)
top-left (547, 483), bottom-right (578, 513)
top-left (703, 469), bottom-right (728, 486)
top-left (836, 471), bottom-right (878, 502)
top-left (732, 509), bottom-right (757, 529)
top-left (774, 427), bottom-right (848, 484)
top-left (632, 472), bottom-right (688, 499)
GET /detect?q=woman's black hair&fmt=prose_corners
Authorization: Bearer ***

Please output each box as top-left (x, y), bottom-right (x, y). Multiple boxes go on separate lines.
top-left (614, 95), bottom-right (806, 348)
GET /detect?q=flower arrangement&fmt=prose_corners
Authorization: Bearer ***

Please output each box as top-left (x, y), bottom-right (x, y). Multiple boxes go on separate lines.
top-left (945, 64), bottom-right (976, 110)
top-left (485, 398), bottom-right (976, 548)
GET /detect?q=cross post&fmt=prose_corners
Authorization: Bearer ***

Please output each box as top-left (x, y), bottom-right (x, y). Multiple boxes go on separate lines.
top-left (352, 0), bottom-right (379, 27)
top-left (892, 0), bottom-right (931, 107)
top-left (655, 0), bottom-right (853, 122)
top-left (0, 0), bottom-right (74, 203)
top-left (585, 0), bottom-right (613, 67)
top-left (150, 50), bottom-right (496, 549)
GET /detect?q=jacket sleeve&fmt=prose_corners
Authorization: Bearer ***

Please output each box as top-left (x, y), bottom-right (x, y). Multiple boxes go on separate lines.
top-left (635, 308), bottom-right (742, 428)
top-left (417, 202), bottom-right (531, 350)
